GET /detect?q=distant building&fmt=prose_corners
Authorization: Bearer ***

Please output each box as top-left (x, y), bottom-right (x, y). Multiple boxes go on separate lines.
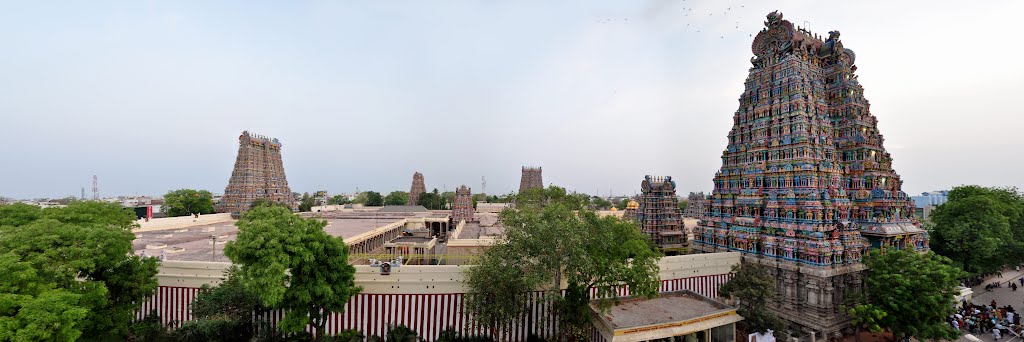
top-left (911, 191), bottom-right (947, 221)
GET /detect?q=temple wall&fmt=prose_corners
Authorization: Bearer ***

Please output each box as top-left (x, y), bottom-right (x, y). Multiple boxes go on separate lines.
top-left (138, 253), bottom-right (741, 340)
top-left (134, 213), bottom-right (233, 232)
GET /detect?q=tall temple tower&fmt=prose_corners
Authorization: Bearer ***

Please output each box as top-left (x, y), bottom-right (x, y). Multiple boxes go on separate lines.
top-left (682, 192), bottom-right (708, 219)
top-left (693, 11), bottom-right (927, 336)
top-left (408, 172), bottom-right (426, 205)
top-left (219, 131), bottom-right (295, 216)
top-left (519, 167), bottom-right (543, 193)
top-left (451, 185), bottom-right (475, 223)
top-left (636, 176), bottom-right (686, 254)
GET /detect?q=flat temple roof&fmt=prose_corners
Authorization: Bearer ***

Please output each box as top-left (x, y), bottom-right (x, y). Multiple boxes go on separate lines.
top-left (592, 291), bottom-right (734, 329)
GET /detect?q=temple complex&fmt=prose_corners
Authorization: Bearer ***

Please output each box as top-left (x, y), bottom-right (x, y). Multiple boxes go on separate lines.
top-left (219, 131), bottom-right (295, 216)
top-left (519, 166), bottom-right (543, 192)
top-left (636, 176), bottom-right (686, 254)
top-left (408, 172), bottom-right (426, 205)
top-left (683, 192), bottom-right (709, 219)
top-left (692, 11), bottom-right (928, 337)
top-left (451, 185), bottom-right (475, 223)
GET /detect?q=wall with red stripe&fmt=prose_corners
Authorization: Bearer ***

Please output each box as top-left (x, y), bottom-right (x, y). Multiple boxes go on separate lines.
top-left (135, 273), bottom-right (734, 341)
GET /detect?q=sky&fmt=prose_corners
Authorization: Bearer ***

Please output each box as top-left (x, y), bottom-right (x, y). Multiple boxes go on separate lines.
top-left (1, 0), bottom-right (1022, 200)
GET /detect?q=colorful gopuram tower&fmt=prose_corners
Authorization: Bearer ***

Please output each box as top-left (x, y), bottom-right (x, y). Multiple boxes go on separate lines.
top-left (451, 185), bottom-right (475, 223)
top-left (408, 172), bottom-right (426, 205)
top-left (219, 131), bottom-right (295, 216)
top-left (636, 176), bottom-right (686, 253)
top-left (682, 192), bottom-right (709, 219)
top-left (693, 11), bottom-right (927, 335)
top-left (519, 167), bottom-right (543, 193)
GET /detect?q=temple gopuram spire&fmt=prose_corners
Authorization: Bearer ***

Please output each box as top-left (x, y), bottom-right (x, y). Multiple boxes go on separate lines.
top-left (694, 11), bottom-right (927, 335)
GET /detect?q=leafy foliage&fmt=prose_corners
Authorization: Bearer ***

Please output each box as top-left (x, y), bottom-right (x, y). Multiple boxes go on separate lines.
top-left (717, 263), bottom-right (784, 334)
top-left (162, 189), bottom-right (215, 217)
top-left (930, 186), bottom-right (1024, 274)
top-left (171, 266), bottom-right (264, 341)
top-left (364, 192), bottom-right (384, 207)
top-left (0, 253), bottom-right (90, 341)
top-left (384, 192), bottom-right (409, 206)
top-left (0, 201), bottom-right (159, 339)
top-left (861, 249), bottom-right (965, 341)
top-left (385, 324), bottom-right (418, 342)
top-left (417, 189), bottom-right (446, 210)
top-left (224, 205), bottom-right (362, 337)
top-left (299, 192), bottom-right (316, 212)
top-left (465, 186), bottom-right (660, 338)
top-left (847, 304), bottom-right (886, 342)
top-left (436, 327), bottom-right (494, 342)
top-left (328, 195), bottom-right (351, 206)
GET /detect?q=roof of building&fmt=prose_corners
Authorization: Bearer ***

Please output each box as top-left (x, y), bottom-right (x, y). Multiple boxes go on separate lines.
top-left (377, 205), bottom-right (430, 213)
top-left (591, 291), bottom-right (735, 330)
top-left (590, 290), bottom-right (742, 342)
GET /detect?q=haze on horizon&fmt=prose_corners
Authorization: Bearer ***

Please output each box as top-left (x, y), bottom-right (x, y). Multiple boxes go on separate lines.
top-left (1, 0), bottom-right (1021, 200)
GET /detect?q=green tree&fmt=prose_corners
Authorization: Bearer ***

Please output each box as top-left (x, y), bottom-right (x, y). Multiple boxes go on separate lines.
top-left (0, 253), bottom-right (90, 341)
top-left (364, 191), bottom-right (384, 207)
top-left (678, 200), bottom-right (688, 213)
top-left (616, 198), bottom-right (630, 211)
top-left (223, 206), bottom-right (362, 338)
top-left (163, 189), bottom-right (215, 217)
top-left (417, 189), bottom-right (446, 210)
top-left (930, 186), bottom-right (1023, 274)
top-left (717, 263), bottom-right (784, 334)
top-left (175, 267), bottom-right (263, 342)
top-left (0, 201), bottom-right (159, 339)
top-left (590, 197), bottom-right (613, 210)
top-left (327, 195), bottom-right (351, 205)
top-left (465, 186), bottom-right (661, 340)
top-left (384, 191), bottom-right (409, 206)
top-left (298, 192), bottom-right (315, 212)
top-left (860, 249), bottom-right (964, 341)
top-left (847, 304), bottom-right (886, 342)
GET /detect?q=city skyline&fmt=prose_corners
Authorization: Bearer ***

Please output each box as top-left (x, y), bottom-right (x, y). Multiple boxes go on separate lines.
top-left (2, 0), bottom-right (1022, 199)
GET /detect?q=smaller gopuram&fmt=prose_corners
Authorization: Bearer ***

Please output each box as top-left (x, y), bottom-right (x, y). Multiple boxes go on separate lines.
top-left (519, 166), bottom-right (543, 193)
top-left (408, 172), bottom-right (426, 205)
top-left (682, 192), bottom-right (709, 219)
top-left (219, 131), bottom-right (295, 216)
top-left (451, 185), bottom-right (475, 223)
top-left (636, 176), bottom-right (687, 253)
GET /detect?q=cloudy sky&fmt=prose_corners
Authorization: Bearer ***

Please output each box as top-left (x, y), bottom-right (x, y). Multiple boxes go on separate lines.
top-left (1, 0), bottom-right (1021, 199)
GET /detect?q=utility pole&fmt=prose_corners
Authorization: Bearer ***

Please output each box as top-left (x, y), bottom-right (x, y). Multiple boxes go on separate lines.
top-left (211, 235), bottom-right (217, 261)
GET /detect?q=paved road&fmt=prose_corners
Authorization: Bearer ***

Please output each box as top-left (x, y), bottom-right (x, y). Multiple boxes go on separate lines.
top-left (957, 268), bottom-right (1024, 342)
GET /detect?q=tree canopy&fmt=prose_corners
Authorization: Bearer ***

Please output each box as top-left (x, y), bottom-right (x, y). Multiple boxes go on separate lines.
top-left (417, 189), bottom-right (447, 210)
top-left (717, 263), bottom-right (784, 334)
top-left (363, 191), bottom-right (384, 207)
top-left (857, 249), bottom-right (964, 341)
top-left (163, 189), bottom-right (215, 217)
top-left (464, 186), bottom-right (660, 340)
top-left (384, 191), bottom-right (409, 206)
top-left (0, 201), bottom-right (159, 339)
top-left (223, 205), bottom-right (362, 338)
top-left (929, 186), bottom-right (1024, 274)
top-left (327, 195), bottom-right (351, 205)
top-left (298, 192), bottom-right (315, 212)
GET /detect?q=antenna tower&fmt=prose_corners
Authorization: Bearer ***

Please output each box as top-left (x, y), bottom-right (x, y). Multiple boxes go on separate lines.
top-left (481, 176), bottom-right (487, 195)
top-left (91, 175), bottom-right (99, 200)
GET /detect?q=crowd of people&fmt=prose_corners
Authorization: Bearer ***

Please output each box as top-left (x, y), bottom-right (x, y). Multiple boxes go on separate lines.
top-left (952, 300), bottom-right (1021, 339)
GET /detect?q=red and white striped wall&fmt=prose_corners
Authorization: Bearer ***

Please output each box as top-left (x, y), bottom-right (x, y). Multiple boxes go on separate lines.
top-left (136, 273), bottom-right (732, 340)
